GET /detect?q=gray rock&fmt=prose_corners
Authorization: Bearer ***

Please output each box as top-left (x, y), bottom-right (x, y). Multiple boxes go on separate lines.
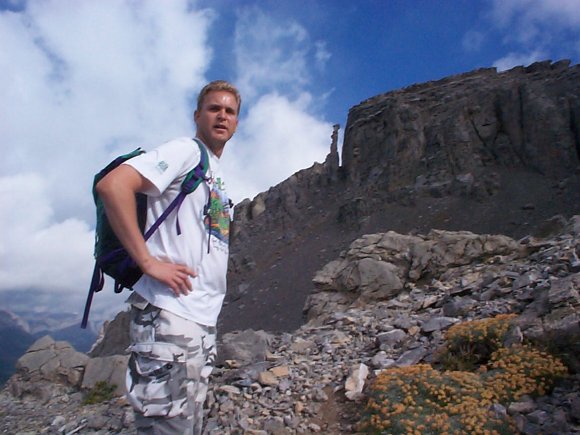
top-left (88, 310), bottom-right (131, 357)
top-left (3, 214), bottom-right (580, 434)
top-left (376, 329), bottom-right (406, 347)
top-left (15, 336), bottom-right (89, 388)
top-left (570, 394), bottom-right (580, 422)
top-left (370, 351), bottom-right (395, 369)
top-left (421, 316), bottom-right (459, 332)
top-left (81, 355), bottom-right (129, 396)
top-left (218, 329), bottom-right (274, 366)
top-left (442, 296), bottom-right (477, 317)
top-left (508, 398), bottom-right (536, 415)
top-left (395, 347), bottom-right (427, 366)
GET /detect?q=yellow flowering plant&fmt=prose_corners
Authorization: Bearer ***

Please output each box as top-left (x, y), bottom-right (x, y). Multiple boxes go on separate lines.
top-left (359, 315), bottom-right (569, 434)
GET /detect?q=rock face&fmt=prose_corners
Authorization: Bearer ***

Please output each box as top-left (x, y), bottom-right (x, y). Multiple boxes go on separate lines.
top-left (342, 60), bottom-right (579, 189)
top-left (222, 59), bottom-right (580, 335)
top-left (1, 217), bottom-right (579, 434)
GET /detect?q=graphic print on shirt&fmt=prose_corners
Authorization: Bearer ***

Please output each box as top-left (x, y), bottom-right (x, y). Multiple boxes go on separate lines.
top-left (204, 176), bottom-right (230, 246)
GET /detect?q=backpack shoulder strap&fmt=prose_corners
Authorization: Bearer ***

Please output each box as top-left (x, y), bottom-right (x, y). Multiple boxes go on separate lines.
top-left (181, 138), bottom-right (209, 193)
top-left (143, 139), bottom-right (209, 238)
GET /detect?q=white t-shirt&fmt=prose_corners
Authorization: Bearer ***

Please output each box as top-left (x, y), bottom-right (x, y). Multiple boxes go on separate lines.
top-left (123, 137), bottom-right (231, 326)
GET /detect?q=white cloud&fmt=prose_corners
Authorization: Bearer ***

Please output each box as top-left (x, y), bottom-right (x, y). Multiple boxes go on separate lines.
top-left (0, 173), bottom-right (93, 292)
top-left (233, 7), bottom-right (327, 102)
top-left (0, 0), bottom-right (213, 222)
top-left (491, 0), bottom-right (580, 31)
top-left (314, 41), bottom-right (332, 71)
top-left (489, 0), bottom-right (580, 47)
top-left (486, 0), bottom-right (580, 71)
top-left (222, 5), bottom-right (333, 203)
top-left (0, 1), bottom-right (213, 319)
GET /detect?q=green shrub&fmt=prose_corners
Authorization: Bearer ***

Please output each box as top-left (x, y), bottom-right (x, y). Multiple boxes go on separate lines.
top-left (83, 381), bottom-right (117, 405)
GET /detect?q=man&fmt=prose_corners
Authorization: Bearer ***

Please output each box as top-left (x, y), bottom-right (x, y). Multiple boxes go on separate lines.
top-left (96, 80), bottom-right (240, 434)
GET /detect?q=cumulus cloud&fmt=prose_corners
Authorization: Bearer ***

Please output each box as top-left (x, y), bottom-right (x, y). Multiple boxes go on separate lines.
top-left (224, 5), bottom-right (333, 203)
top-left (0, 0), bottom-right (213, 221)
top-left (0, 173), bottom-right (93, 292)
top-left (0, 1), bottom-right (333, 321)
top-left (0, 0), bottom-right (213, 311)
top-left (233, 7), bottom-right (323, 102)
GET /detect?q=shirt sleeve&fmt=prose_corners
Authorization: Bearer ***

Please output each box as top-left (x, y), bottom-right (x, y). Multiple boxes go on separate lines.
top-left (123, 137), bottom-right (201, 197)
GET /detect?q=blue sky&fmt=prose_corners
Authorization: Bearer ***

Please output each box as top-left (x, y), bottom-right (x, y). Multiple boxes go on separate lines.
top-left (0, 0), bottom-right (578, 325)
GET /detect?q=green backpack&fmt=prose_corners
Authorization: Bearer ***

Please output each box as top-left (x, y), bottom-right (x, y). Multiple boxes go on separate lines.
top-left (81, 139), bottom-right (209, 328)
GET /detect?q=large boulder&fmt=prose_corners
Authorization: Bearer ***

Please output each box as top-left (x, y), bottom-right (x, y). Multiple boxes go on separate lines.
top-left (14, 335), bottom-right (88, 387)
top-left (81, 355), bottom-right (129, 396)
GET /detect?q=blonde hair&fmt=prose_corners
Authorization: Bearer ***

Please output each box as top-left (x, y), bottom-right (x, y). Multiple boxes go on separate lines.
top-left (197, 80), bottom-right (242, 115)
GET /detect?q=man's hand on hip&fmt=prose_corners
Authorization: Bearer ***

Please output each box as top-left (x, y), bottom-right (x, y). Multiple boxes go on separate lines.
top-left (140, 257), bottom-right (197, 296)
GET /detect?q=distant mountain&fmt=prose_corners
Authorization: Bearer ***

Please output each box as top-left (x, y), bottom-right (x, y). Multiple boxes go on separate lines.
top-left (0, 310), bottom-right (35, 385)
top-left (33, 324), bottom-right (97, 354)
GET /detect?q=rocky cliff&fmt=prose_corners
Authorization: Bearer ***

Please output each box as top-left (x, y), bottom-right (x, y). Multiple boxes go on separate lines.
top-left (223, 59), bottom-right (580, 334)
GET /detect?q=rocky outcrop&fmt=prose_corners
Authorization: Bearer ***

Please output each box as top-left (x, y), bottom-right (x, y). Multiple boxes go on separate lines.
top-left (7, 336), bottom-right (88, 397)
top-left (311, 230), bottom-right (521, 303)
top-left (88, 310), bottom-right (131, 358)
top-left (208, 217), bottom-right (579, 434)
top-left (305, 217), bottom-right (580, 371)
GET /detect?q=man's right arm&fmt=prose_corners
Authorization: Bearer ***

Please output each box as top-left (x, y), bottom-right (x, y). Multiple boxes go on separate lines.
top-left (95, 164), bottom-right (196, 296)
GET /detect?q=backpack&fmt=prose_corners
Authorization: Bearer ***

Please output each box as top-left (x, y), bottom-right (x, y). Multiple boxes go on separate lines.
top-left (81, 139), bottom-right (209, 329)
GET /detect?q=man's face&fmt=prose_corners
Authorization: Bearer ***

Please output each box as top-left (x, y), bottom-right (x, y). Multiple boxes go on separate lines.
top-left (194, 90), bottom-right (239, 156)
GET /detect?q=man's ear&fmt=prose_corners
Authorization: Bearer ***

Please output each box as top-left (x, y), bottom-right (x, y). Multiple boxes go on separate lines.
top-left (193, 110), bottom-right (199, 124)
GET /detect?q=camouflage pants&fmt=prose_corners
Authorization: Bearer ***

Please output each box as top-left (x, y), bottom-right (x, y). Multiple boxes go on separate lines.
top-left (125, 293), bottom-right (217, 435)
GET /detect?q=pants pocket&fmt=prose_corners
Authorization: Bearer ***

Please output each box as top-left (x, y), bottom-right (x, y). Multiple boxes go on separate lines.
top-left (126, 345), bottom-right (188, 418)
